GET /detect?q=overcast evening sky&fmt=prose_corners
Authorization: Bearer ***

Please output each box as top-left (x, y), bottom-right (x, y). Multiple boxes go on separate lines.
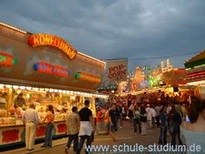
top-left (0, 0), bottom-right (205, 71)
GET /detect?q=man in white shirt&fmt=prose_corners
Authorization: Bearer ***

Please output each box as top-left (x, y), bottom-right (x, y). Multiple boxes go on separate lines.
top-left (146, 104), bottom-right (156, 128)
top-left (22, 103), bottom-right (39, 151)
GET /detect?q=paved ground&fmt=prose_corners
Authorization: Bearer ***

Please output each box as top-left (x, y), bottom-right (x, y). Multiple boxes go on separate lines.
top-left (2, 121), bottom-right (165, 154)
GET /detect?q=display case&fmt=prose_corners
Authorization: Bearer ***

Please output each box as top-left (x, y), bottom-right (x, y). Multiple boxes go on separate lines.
top-left (0, 86), bottom-right (98, 148)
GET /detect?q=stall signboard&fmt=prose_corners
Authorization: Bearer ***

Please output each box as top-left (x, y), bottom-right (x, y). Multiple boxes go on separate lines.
top-left (75, 72), bottom-right (101, 83)
top-left (33, 62), bottom-right (71, 78)
top-left (107, 58), bottom-right (128, 82)
top-left (0, 52), bottom-right (16, 67)
top-left (161, 69), bottom-right (187, 86)
top-left (0, 23), bottom-right (105, 91)
top-left (28, 34), bottom-right (77, 59)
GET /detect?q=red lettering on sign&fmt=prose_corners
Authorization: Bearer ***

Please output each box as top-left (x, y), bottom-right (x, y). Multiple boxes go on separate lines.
top-left (108, 64), bottom-right (127, 80)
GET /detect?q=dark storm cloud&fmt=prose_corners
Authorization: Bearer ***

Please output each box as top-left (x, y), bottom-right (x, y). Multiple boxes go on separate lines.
top-left (0, 0), bottom-right (205, 70)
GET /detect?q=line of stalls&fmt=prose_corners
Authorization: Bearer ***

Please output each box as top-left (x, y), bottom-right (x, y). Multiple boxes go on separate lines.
top-left (0, 22), bottom-right (108, 150)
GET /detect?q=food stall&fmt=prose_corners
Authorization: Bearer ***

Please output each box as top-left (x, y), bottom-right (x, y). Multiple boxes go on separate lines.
top-left (0, 22), bottom-right (108, 150)
top-left (184, 50), bottom-right (205, 99)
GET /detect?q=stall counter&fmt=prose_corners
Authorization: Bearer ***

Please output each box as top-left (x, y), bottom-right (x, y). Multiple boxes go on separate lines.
top-left (0, 120), bottom-right (67, 149)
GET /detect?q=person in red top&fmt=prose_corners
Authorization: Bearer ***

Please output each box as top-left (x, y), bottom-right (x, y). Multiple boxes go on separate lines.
top-left (96, 107), bottom-right (104, 135)
top-left (41, 105), bottom-right (55, 147)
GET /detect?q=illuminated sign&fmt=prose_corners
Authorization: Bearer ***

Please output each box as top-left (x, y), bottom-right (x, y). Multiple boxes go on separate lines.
top-left (188, 70), bottom-right (205, 77)
top-left (34, 62), bottom-right (71, 77)
top-left (28, 34), bottom-right (77, 59)
top-left (75, 72), bottom-right (101, 83)
top-left (0, 52), bottom-right (17, 67)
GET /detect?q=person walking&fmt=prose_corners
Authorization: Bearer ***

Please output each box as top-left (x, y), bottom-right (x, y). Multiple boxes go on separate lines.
top-left (104, 106), bottom-right (110, 135)
top-left (128, 102), bottom-right (134, 127)
top-left (65, 106), bottom-right (80, 153)
top-left (121, 104), bottom-right (127, 120)
top-left (22, 103), bottom-right (39, 151)
top-left (103, 105), bottom-right (116, 142)
top-left (145, 104), bottom-right (152, 128)
top-left (168, 104), bottom-right (176, 136)
top-left (96, 107), bottom-right (104, 135)
top-left (116, 104), bottom-right (123, 128)
top-left (77, 100), bottom-right (95, 154)
top-left (41, 105), bottom-right (55, 148)
top-left (133, 105), bottom-right (141, 134)
top-left (109, 104), bottom-right (118, 132)
top-left (171, 104), bottom-right (183, 146)
top-left (158, 105), bottom-right (168, 145)
top-left (146, 104), bottom-right (156, 128)
top-left (155, 104), bottom-right (161, 127)
top-left (108, 104), bottom-right (118, 142)
top-left (140, 106), bottom-right (147, 135)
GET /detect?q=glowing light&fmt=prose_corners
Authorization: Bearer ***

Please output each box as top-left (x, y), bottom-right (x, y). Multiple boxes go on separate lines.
top-left (0, 84), bottom-right (4, 88)
top-left (0, 52), bottom-right (17, 67)
top-left (26, 87), bottom-right (32, 90)
top-left (28, 34), bottom-right (77, 59)
top-left (5, 85), bottom-right (12, 88)
top-left (188, 71), bottom-right (205, 77)
top-left (19, 86), bottom-right (26, 90)
top-left (49, 89), bottom-right (54, 92)
top-left (75, 72), bottom-right (101, 83)
top-left (12, 85), bottom-right (19, 89)
top-left (33, 62), bottom-right (71, 78)
top-left (187, 80), bottom-right (205, 85)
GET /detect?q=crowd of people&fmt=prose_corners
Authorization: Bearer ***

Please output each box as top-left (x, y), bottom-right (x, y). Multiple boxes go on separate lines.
top-left (22, 100), bottom-right (95, 154)
top-left (102, 90), bottom-right (205, 153)
top-left (19, 89), bottom-right (205, 153)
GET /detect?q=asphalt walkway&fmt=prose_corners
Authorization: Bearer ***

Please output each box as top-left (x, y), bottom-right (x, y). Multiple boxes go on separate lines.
top-left (2, 121), bottom-right (162, 154)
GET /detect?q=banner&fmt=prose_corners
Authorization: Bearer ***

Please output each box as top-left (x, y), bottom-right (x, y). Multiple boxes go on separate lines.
top-left (107, 58), bottom-right (128, 82)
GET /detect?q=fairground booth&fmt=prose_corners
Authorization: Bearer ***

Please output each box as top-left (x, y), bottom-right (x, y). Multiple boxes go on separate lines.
top-left (0, 22), bottom-right (108, 150)
top-left (184, 50), bottom-right (205, 99)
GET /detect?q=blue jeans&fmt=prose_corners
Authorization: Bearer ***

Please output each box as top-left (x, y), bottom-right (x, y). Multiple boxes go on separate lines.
top-left (77, 135), bottom-right (92, 154)
top-left (159, 126), bottom-right (167, 145)
top-left (66, 133), bottom-right (78, 151)
top-left (171, 123), bottom-right (182, 146)
top-left (43, 123), bottom-right (54, 147)
top-left (133, 118), bottom-right (141, 134)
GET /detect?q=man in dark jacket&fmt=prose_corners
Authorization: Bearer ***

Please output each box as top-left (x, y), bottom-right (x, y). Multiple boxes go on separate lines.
top-left (159, 106), bottom-right (168, 145)
top-left (171, 104), bottom-right (183, 146)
